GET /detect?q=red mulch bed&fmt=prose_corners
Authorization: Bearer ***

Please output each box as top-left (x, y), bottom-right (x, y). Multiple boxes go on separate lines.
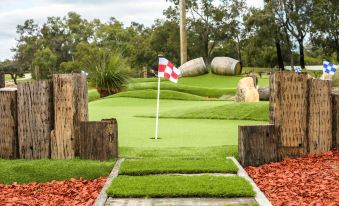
top-left (246, 150), bottom-right (339, 206)
top-left (0, 177), bottom-right (106, 206)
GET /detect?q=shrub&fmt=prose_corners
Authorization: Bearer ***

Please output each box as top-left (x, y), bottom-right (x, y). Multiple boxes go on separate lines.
top-left (90, 52), bottom-right (130, 97)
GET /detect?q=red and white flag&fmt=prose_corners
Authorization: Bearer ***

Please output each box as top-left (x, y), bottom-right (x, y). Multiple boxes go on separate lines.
top-left (158, 57), bottom-right (181, 83)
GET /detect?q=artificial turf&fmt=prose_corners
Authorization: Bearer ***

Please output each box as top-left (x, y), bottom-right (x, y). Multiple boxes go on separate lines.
top-left (120, 145), bottom-right (238, 159)
top-left (128, 81), bottom-right (236, 97)
top-left (107, 175), bottom-right (255, 198)
top-left (0, 159), bottom-right (115, 184)
top-left (138, 101), bottom-right (269, 121)
top-left (112, 89), bottom-right (207, 101)
top-left (89, 97), bottom-right (264, 148)
top-left (119, 159), bottom-right (238, 175)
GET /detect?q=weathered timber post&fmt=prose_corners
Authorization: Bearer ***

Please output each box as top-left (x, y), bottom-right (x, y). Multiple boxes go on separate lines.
top-left (0, 89), bottom-right (18, 159)
top-left (307, 79), bottom-right (332, 153)
top-left (17, 81), bottom-right (54, 159)
top-left (0, 73), bottom-right (5, 88)
top-left (270, 72), bottom-right (308, 160)
top-left (238, 125), bottom-right (278, 167)
top-left (332, 93), bottom-right (339, 149)
top-left (51, 74), bottom-right (88, 159)
top-left (79, 119), bottom-right (118, 161)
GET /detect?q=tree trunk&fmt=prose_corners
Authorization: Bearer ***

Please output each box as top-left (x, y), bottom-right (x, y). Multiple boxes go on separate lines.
top-left (0, 73), bottom-right (5, 88)
top-left (236, 35), bottom-right (242, 68)
top-left (283, 26), bottom-right (294, 68)
top-left (275, 31), bottom-right (284, 70)
top-left (299, 39), bottom-right (305, 69)
top-left (179, 0), bottom-right (188, 65)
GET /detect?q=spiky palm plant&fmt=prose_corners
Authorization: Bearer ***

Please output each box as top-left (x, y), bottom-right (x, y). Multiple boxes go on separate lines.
top-left (91, 52), bottom-right (130, 97)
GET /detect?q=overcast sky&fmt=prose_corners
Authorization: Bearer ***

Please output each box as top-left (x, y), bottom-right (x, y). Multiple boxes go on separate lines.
top-left (0, 0), bottom-right (263, 61)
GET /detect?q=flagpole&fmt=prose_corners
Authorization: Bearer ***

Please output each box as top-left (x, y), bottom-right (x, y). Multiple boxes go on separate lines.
top-left (155, 73), bottom-right (161, 140)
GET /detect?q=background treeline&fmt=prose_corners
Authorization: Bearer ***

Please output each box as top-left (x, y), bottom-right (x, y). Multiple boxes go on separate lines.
top-left (1, 0), bottom-right (338, 79)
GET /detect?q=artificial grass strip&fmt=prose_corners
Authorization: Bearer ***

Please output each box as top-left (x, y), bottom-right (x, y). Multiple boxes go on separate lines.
top-left (0, 159), bottom-right (115, 184)
top-left (107, 176), bottom-right (255, 198)
top-left (112, 89), bottom-right (207, 101)
top-left (119, 146), bottom-right (238, 159)
top-left (119, 159), bottom-right (238, 175)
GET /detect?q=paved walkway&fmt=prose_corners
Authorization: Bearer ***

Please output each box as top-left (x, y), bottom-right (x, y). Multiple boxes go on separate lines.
top-left (105, 197), bottom-right (257, 206)
top-left (94, 157), bottom-right (271, 206)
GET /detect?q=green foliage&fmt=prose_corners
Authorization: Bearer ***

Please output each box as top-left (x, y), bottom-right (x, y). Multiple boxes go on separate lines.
top-left (112, 90), bottom-right (207, 101)
top-left (0, 159), bottom-right (115, 184)
top-left (32, 47), bottom-right (57, 79)
top-left (119, 159), bottom-right (238, 176)
top-left (107, 176), bottom-right (255, 198)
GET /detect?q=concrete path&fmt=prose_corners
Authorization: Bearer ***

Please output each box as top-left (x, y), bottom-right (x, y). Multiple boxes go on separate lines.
top-left (105, 197), bottom-right (257, 206)
top-left (95, 157), bottom-right (272, 206)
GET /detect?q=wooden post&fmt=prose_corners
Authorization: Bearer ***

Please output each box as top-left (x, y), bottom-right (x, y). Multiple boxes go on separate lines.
top-left (0, 89), bottom-right (18, 159)
top-left (270, 72), bottom-right (308, 160)
top-left (180, 0), bottom-right (187, 65)
top-left (238, 125), bottom-right (278, 167)
top-left (51, 74), bottom-right (88, 159)
top-left (17, 81), bottom-right (54, 159)
top-left (307, 79), bottom-right (332, 153)
top-left (79, 119), bottom-right (118, 161)
top-left (332, 93), bottom-right (339, 149)
top-left (0, 73), bottom-right (5, 88)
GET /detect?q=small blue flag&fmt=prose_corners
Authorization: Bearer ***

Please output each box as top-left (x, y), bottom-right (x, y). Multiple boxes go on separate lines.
top-left (323, 60), bottom-right (336, 75)
top-left (295, 67), bottom-right (302, 73)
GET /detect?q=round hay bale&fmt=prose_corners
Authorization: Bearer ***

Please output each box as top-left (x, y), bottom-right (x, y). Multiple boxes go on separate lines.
top-left (211, 57), bottom-right (241, 75)
top-left (179, 57), bottom-right (208, 77)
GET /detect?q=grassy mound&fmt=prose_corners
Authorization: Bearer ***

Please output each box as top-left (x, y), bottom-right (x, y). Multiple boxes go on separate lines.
top-left (131, 73), bottom-right (270, 89)
top-left (138, 102), bottom-right (269, 121)
top-left (107, 175), bottom-right (255, 198)
top-left (119, 159), bottom-right (238, 176)
top-left (112, 89), bottom-right (207, 101)
top-left (0, 159), bottom-right (115, 184)
top-left (128, 82), bottom-right (236, 97)
top-left (88, 88), bottom-right (101, 102)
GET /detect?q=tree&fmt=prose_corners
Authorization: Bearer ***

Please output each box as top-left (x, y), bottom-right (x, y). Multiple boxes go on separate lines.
top-left (12, 19), bottom-right (42, 72)
top-left (0, 60), bottom-right (23, 84)
top-left (311, 0), bottom-right (339, 62)
top-left (32, 48), bottom-right (57, 79)
top-left (273, 0), bottom-right (313, 68)
top-left (244, 2), bottom-right (285, 69)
